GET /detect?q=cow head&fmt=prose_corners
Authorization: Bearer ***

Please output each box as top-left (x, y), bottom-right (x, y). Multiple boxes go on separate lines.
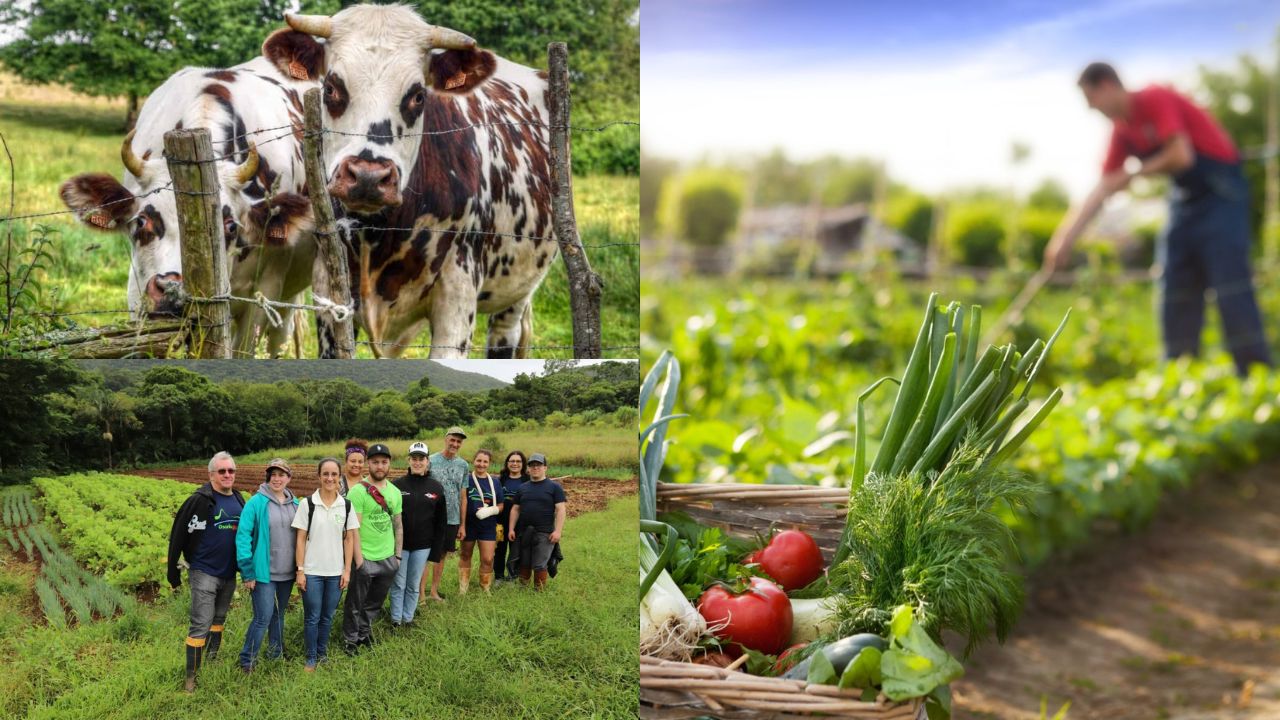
top-left (268, 5), bottom-right (485, 215)
top-left (60, 133), bottom-right (305, 318)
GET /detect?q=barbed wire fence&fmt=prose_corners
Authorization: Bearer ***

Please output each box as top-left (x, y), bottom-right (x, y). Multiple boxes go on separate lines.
top-left (0, 43), bottom-right (640, 360)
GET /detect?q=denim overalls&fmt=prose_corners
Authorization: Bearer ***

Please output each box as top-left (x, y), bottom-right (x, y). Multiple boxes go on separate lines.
top-left (1158, 153), bottom-right (1271, 374)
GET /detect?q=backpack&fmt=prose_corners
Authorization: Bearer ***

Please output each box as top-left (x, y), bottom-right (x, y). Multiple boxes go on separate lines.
top-left (305, 494), bottom-right (352, 542)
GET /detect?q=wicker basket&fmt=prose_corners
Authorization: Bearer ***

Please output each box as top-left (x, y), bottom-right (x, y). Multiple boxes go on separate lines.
top-left (642, 482), bottom-right (927, 720)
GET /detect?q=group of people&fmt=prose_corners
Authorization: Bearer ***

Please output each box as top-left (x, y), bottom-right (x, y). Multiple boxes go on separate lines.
top-left (165, 427), bottom-right (568, 691)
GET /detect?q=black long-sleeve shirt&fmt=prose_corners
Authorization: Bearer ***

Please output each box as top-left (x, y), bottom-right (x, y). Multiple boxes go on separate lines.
top-left (393, 472), bottom-right (449, 553)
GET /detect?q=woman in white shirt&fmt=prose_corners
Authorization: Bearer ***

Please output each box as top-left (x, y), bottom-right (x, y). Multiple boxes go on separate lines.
top-left (292, 458), bottom-right (359, 671)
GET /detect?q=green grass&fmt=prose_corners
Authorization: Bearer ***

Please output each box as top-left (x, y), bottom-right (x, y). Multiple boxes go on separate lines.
top-left (1, 495), bottom-right (638, 719)
top-left (232, 426), bottom-right (638, 475)
top-left (1, 80), bottom-right (638, 358)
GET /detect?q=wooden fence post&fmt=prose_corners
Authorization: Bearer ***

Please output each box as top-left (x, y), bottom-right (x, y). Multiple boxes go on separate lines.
top-left (164, 128), bottom-right (231, 358)
top-left (303, 88), bottom-right (355, 359)
top-left (547, 42), bottom-right (603, 359)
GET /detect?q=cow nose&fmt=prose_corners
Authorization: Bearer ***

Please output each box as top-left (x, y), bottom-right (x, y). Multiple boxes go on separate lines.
top-left (144, 272), bottom-right (184, 315)
top-left (329, 156), bottom-right (402, 209)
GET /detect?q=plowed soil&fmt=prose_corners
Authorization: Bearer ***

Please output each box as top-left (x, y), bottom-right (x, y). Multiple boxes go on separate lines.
top-left (129, 465), bottom-right (635, 518)
top-left (953, 460), bottom-right (1280, 719)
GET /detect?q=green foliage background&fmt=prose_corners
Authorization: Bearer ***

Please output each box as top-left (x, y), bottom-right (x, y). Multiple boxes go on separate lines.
top-left (0, 360), bottom-right (639, 474)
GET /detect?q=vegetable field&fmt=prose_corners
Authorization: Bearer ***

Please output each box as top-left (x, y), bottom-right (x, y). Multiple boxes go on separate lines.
top-left (640, 268), bottom-right (1280, 717)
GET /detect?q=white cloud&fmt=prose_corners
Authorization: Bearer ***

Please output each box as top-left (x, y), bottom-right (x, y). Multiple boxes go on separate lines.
top-left (642, 3), bottom-right (1270, 201)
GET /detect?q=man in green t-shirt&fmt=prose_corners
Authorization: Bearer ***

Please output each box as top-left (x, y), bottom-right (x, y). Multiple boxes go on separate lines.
top-left (341, 443), bottom-right (403, 653)
top-left (425, 426), bottom-right (469, 601)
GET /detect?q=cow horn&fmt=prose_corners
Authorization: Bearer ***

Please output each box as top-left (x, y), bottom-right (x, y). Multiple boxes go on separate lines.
top-left (121, 130), bottom-right (146, 179)
top-left (285, 12), bottom-right (332, 38)
top-left (235, 142), bottom-right (260, 185)
top-left (425, 25), bottom-right (476, 50)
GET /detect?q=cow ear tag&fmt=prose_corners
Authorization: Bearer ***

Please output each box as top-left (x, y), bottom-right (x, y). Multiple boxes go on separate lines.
top-left (445, 70), bottom-right (467, 90)
top-left (88, 213), bottom-right (114, 229)
top-left (288, 60), bottom-right (310, 80)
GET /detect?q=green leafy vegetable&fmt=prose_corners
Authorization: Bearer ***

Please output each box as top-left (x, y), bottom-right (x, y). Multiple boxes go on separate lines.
top-left (805, 649), bottom-right (838, 686)
top-left (881, 606), bottom-right (964, 703)
top-left (838, 646), bottom-right (883, 701)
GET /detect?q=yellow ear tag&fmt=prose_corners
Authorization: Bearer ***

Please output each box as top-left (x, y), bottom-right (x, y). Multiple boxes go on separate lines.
top-left (288, 60), bottom-right (309, 80)
top-left (88, 213), bottom-right (113, 229)
top-left (445, 71), bottom-right (467, 90)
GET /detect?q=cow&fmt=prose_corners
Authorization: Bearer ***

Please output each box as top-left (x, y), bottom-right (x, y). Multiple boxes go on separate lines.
top-left (267, 4), bottom-right (559, 358)
top-left (59, 38), bottom-right (325, 358)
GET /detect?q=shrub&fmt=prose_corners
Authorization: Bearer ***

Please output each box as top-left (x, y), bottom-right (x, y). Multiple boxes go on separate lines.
top-left (661, 169), bottom-right (744, 247)
top-left (945, 202), bottom-right (1007, 267)
top-left (1015, 207), bottom-right (1066, 266)
top-left (885, 192), bottom-right (935, 248)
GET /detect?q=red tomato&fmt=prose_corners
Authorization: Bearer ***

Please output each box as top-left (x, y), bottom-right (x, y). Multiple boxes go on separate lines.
top-left (754, 530), bottom-right (824, 591)
top-left (697, 577), bottom-right (794, 656)
top-left (773, 643), bottom-right (807, 674)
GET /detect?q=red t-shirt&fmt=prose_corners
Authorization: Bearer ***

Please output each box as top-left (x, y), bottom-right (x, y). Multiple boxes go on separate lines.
top-left (1102, 85), bottom-right (1238, 173)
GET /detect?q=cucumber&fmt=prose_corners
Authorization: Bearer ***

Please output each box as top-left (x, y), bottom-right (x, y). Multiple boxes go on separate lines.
top-left (782, 633), bottom-right (888, 680)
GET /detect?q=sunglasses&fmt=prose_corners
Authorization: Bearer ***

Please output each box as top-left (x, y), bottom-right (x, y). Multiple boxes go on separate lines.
top-left (215, 468), bottom-right (236, 475)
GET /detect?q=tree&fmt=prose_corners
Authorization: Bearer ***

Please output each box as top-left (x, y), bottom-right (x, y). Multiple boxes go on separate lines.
top-left (0, 360), bottom-right (85, 471)
top-left (300, 379), bottom-right (372, 442)
top-left (0, 0), bottom-right (294, 128)
top-left (356, 391), bottom-right (416, 439)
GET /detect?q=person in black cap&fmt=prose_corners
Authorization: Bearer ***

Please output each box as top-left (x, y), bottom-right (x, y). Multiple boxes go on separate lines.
top-left (341, 443), bottom-right (403, 653)
top-left (507, 452), bottom-right (566, 590)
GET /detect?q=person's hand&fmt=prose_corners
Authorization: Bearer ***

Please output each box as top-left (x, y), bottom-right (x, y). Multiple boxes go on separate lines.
top-left (295, 571), bottom-right (307, 592)
top-left (458, 526), bottom-right (466, 541)
top-left (508, 529), bottom-right (516, 542)
top-left (244, 579), bottom-right (256, 592)
top-left (340, 570), bottom-right (350, 590)
top-left (549, 530), bottom-right (561, 543)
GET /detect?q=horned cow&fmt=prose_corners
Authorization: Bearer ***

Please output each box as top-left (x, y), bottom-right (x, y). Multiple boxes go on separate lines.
top-left (270, 4), bottom-right (558, 359)
top-left (60, 36), bottom-right (324, 357)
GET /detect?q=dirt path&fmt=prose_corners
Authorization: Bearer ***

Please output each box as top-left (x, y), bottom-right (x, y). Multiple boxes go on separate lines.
top-left (954, 460), bottom-right (1280, 719)
top-left (130, 465), bottom-right (636, 519)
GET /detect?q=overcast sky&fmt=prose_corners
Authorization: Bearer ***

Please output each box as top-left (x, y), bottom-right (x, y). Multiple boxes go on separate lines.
top-left (642, 0), bottom-right (1280, 200)
top-left (433, 359), bottom-right (634, 383)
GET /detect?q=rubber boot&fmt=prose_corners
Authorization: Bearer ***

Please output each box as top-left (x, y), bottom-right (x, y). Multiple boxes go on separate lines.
top-left (534, 569), bottom-right (549, 591)
top-left (205, 624), bottom-right (224, 661)
top-left (479, 571), bottom-right (493, 594)
top-left (518, 567), bottom-right (532, 586)
top-left (458, 566), bottom-right (472, 595)
top-left (184, 639), bottom-right (204, 693)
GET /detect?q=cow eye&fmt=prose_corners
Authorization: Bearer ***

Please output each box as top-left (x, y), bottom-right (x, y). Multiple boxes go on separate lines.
top-left (413, 90), bottom-right (425, 106)
top-left (324, 82), bottom-right (338, 100)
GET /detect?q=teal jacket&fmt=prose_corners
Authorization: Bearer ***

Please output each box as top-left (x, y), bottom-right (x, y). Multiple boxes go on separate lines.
top-left (235, 487), bottom-right (299, 583)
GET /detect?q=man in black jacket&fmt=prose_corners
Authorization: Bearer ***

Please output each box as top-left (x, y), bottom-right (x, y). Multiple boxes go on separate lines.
top-left (166, 451), bottom-right (245, 692)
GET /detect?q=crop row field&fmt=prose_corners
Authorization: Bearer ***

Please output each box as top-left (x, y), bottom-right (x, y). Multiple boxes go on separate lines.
top-left (641, 271), bottom-right (1280, 568)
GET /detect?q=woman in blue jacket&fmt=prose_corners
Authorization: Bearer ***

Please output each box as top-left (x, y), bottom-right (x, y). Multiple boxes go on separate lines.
top-left (235, 458), bottom-right (299, 672)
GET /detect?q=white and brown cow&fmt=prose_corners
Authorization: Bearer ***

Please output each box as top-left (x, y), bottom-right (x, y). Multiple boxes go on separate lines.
top-left (59, 37), bottom-right (324, 357)
top-left (270, 4), bottom-right (558, 358)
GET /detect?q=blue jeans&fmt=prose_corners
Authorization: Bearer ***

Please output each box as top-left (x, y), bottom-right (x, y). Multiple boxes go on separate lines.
top-left (301, 574), bottom-right (343, 664)
top-left (238, 579), bottom-right (294, 668)
top-left (1160, 156), bottom-right (1271, 374)
top-left (388, 548), bottom-right (432, 623)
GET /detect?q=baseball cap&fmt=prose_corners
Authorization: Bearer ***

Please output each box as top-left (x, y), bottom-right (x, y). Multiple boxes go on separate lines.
top-left (266, 458), bottom-right (292, 477)
top-left (408, 442), bottom-right (429, 457)
top-left (528, 453), bottom-right (547, 465)
top-left (367, 443), bottom-right (392, 459)
top-left (446, 426), bottom-right (468, 439)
